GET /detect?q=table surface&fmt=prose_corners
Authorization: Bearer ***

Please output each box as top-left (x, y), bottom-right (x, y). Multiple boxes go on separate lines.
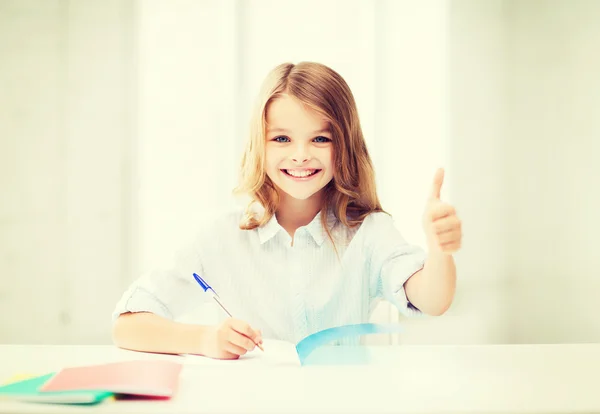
top-left (1, 343), bottom-right (599, 414)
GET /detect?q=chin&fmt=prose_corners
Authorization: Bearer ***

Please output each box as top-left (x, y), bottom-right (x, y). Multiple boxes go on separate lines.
top-left (280, 189), bottom-right (319, 201)
top-left (273, 181), bottom-right (327, 202)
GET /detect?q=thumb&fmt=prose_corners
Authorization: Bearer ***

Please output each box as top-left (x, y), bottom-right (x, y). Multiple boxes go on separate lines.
top-left (430, 168), bottom-right (445, 200)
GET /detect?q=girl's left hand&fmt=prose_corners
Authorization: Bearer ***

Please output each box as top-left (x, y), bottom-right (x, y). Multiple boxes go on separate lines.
top-left (422, 168), bottom-right (462, 255)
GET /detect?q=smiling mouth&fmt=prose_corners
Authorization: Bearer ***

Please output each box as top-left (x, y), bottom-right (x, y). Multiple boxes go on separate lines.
top-left (281, 169), bottom-right (321, 178)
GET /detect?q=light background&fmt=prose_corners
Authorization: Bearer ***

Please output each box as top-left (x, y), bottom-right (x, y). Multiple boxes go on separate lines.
top-left (1, 0), bottom-right (599, 345)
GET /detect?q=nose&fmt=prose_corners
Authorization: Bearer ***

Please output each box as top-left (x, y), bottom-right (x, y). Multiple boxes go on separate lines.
top-left (291, 142), bottom-right (310, 164)
top-left (292, 156), bottom-right (309, 164)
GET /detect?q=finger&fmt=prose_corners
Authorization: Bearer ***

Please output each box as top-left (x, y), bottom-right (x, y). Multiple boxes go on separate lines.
top-left (229, 319), bottom-right (255, 337)
top-left (440, 240), bottom-right (461, 253)
top-left (437, 230), bottom-right (461, 245)
top-left (228, 330), bottom-right (256, 352)
top-left (256, 329), bottom-right (263, 344)
top-left (219, 350), bottom-right (240, 360)
top-left (230, 319), bottom-right (260, 342)
top-left (432, 216), bottom-right (461, 234)
top-left (429, 168), bottom-right (444, 200)
top-left (441, 239), bottom-right (461, 248)
top-left (223, 341), bottom-right (248, 356)
top-left (430, 203), bottom-right (455, 221)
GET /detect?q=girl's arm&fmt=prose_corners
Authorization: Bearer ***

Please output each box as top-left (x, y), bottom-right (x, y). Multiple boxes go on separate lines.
top-left (112, 312), bottom-right (263, 359)
top-left (112, 311), bottom-right (209, 355)
top-left (404, 253), bottom-right (456, 316)
top-left (409, 167), bottom-right (461, 315)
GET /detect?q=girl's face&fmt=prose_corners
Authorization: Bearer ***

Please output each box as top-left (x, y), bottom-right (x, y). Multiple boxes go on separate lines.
top-left (265, 94), bottom-right (334, 202)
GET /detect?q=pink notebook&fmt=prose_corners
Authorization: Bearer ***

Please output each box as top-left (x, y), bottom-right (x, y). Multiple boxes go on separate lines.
top-left (39, 360), bottom-right (182, 398)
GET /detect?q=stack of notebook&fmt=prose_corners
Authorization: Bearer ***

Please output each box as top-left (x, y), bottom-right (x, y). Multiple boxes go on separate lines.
top-left (0, 360), bottom-right (182, 405)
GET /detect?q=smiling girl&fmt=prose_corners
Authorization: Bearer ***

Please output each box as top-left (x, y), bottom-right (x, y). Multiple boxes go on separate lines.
top-left (112, 62), bottom-right (462, 360)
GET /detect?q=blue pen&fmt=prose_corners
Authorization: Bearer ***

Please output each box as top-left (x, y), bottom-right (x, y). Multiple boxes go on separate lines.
top-left (192, 273), bottom-right (264, 351)
top-left (192, 273), bottom-right (232, 317)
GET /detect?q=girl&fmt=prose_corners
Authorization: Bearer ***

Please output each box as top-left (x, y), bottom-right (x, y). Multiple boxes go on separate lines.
top-left (112, 62), bottom-right (462, 360)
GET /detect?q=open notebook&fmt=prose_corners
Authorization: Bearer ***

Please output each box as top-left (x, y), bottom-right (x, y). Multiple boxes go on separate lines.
top-left (188, 323), bottom-right (404, 366)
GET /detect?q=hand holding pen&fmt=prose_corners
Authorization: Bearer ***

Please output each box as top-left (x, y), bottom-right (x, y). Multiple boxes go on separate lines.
top-left (193, 273), bottom-right (264, 358)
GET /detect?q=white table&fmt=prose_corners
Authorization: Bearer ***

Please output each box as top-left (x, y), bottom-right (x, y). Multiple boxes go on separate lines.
top-left (1, 344), bottom-right (599, 413)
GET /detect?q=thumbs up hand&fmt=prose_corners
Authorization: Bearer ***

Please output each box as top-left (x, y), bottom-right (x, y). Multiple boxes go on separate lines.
top-left (422, 168), bottom-right (462, 255)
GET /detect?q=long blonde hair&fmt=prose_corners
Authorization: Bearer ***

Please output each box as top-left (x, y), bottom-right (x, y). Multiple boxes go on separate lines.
top-left (234, 62), bottom-right (385, 235)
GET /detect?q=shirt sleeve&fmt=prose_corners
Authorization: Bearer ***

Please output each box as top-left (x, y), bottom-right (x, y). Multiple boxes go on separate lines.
top-left (111, 234), bottom-right (209, 323)
top-left (367, 212), bottom-right (427, 317)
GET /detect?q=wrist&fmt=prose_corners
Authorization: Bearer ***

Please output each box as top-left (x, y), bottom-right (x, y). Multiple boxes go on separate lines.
top-left (174, 323), bottom-right (213, 355)
top-left (425, 249), bottom-right (455, 272)
top-left (426, 237), bottom-right (454, 258)
top-left (427, 247), bottom-right (451, 258)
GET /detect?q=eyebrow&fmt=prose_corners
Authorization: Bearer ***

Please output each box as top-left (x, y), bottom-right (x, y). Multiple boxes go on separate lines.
top-left (267, 127), bottom-right (331, 134)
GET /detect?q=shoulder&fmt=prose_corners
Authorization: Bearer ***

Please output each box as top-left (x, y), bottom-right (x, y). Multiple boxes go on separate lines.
top-left (360, 211), bottom-right (395, 232)
top-left (355, 211), bottom-right (406, 250)
top-left (196, 207), bottom-right (247, 239)
top-left (184, 207), bottom-right (252, 258)
top-left (363, 210), bottom-right (393, 223)
top-left (330, 211), bottom-right (393, 249)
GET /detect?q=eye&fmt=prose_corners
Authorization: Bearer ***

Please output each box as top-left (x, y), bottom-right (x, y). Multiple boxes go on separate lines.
top-left (272, 136), bottom-right (290, 143)
top-left (313, 136), bottom-right (331, 143)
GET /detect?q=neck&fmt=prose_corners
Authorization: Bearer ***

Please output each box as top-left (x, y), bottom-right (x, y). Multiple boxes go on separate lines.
top-left (276, 191), bottom-right (324, 238)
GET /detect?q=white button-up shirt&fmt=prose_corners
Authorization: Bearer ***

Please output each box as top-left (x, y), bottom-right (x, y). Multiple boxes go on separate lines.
top-left (113, 209), bottom-right (426, 344)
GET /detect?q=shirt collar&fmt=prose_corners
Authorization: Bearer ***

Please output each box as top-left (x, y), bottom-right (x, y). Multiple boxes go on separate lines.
top-left (304, 209), bottom-right (337, 246)
top-left (257, 209), bottom-right (338, 246)
top-left (257, 212), bottom-right (282, 244)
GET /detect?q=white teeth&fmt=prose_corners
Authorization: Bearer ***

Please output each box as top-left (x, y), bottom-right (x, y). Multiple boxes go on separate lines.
top-left (285, 169), bottom-right (317, 177)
